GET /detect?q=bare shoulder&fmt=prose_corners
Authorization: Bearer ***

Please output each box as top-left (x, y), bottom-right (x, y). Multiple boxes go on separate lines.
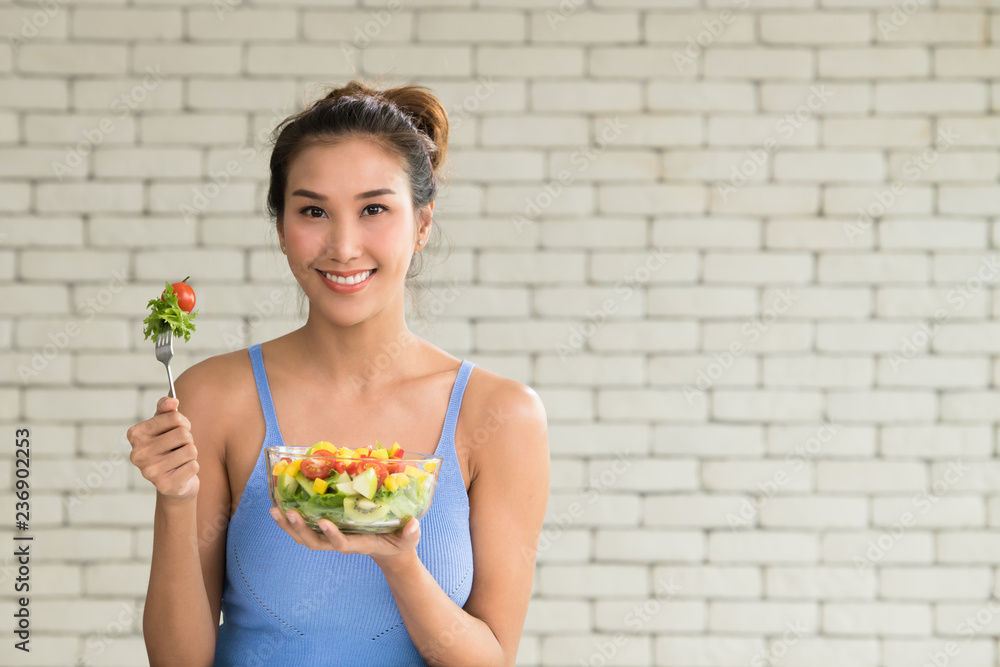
top-left (461, 365), bottom-right (548, 473)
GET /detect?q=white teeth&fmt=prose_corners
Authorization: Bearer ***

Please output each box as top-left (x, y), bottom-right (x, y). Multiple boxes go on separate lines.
top-left (323, 269), bottom-right (373, 285)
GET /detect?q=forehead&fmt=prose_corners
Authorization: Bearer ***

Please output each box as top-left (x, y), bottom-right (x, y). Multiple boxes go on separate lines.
top-left (287, 138), bottom-right (407, 196)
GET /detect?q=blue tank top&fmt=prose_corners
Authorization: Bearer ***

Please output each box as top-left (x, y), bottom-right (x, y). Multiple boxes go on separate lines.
top-left (213, 344), bottom-right (476, 667)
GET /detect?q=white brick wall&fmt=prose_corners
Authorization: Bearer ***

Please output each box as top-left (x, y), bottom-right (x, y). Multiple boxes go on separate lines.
top-left (1, 3), bottom-right (998, 666)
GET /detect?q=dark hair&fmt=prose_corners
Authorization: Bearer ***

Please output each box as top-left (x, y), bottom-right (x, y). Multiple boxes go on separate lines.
top-left (266, 78), bottom-right (452, 322)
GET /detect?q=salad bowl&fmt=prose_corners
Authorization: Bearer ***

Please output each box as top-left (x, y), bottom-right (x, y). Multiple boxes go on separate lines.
top-left (266, 441), bottom-right (442, 534)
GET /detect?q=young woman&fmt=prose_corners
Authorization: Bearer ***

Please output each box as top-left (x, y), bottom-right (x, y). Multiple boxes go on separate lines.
top-left (127, 80), bottom-right (550, 667)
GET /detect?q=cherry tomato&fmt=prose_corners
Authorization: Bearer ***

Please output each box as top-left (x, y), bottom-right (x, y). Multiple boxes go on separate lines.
top-left (355, 459), bottom-right (388, 486)
top-left (161, 277), bottom-right (196, 313)
top-left (300, 457), bottom-right (334, 480)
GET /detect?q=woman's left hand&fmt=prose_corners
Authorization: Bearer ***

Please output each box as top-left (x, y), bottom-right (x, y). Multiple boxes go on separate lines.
top-left (268, 507), bottom-right (420, 562)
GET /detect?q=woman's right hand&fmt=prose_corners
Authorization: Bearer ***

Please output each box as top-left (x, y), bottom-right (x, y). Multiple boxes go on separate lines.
top-left (127, 396), bottom-right (200, 501)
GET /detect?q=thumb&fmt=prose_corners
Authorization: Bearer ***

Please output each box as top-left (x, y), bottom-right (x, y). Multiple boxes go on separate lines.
top-left (157, 396), bottom-right (179, 414)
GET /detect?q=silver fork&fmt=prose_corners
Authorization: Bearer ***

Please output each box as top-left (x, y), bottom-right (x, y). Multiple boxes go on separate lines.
top-left (155, 324), bottom-right (176, 398)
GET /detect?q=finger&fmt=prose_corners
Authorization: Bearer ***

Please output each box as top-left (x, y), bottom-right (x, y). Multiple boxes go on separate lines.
top-left (280, 508), bottom-right (329, 549)
top-left (269, 507), bottom-right (304, 544)
top-left (148, 410), bottom-right (191, 438)
top-left (157, 396), bottom-right (179, 414)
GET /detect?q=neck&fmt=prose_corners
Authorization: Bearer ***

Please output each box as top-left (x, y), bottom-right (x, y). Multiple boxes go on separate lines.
top-left (292, 291), bottom-right (421, 396)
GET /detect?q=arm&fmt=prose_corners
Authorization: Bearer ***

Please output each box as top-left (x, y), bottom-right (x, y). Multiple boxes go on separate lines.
top-left (131, 360), bottom-right (234, 667)
top-left (269, 379), bottom-right (550, 665)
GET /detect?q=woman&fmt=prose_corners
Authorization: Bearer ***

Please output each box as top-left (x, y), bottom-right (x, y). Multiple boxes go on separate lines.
top-left (127, 80), bottom-right (550, 667)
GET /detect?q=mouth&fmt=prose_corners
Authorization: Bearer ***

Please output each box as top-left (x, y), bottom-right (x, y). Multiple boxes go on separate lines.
top-left (317, 269), bottom-right (376, 286)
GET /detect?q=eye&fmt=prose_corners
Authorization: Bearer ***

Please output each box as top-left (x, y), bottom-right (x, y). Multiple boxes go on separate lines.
top-left (361, 204), bottom-right (387, 216)
top-left (300, 205), bottom-right (326, 218)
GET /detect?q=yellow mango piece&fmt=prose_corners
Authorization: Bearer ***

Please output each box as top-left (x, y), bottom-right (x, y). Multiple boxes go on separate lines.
top-left (404, 465), bottom-right (421, 478)
top-left (372, 449), bottom-right (389, 460)
top-left (285, 460), bottom-right (301, 477)
top-left (424, 460), bottom-right (438, 473)
top-left (384, 476), bottom-right (398, 492)
top-left (337, 447), bottom-right (353, 458)
top-left (312, 477), bottom-right (328, 494)
top-left (394, 473), bottom-right (410, 488)
top-left (273, 462), bottom-right (287, 476)
top-left (388, 442), bottom-right (402, 457)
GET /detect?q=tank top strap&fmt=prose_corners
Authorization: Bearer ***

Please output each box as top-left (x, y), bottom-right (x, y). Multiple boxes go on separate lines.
top-left (247, 343), bottom-right (282, 444)
top-left (439, 359), bottom-right (475, 452)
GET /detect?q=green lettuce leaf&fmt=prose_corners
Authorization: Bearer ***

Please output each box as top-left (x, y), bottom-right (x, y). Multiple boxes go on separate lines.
top-left (142, 281), bottom-right (198, 342)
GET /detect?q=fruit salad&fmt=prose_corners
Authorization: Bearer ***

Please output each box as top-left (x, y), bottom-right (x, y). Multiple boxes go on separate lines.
top-left (266, 441), bottom-right (441, 534)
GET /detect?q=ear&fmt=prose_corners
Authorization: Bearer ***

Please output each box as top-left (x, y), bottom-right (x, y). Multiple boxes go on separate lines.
top-left (414, 202), bottom-right (433, 249)
top-left (276, 217), bottom-right (285, 252)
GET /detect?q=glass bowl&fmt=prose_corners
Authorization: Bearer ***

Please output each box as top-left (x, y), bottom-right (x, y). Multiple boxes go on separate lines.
top-left (265, 442), bottom-right (443, 534)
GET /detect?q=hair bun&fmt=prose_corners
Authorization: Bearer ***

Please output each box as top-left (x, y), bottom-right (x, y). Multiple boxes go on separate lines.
top-left (316, 81), bottom-right (449, 173)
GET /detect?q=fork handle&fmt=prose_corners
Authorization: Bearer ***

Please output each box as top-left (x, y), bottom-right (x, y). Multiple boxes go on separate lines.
top-left (165, 364), bottom-right (176, 399)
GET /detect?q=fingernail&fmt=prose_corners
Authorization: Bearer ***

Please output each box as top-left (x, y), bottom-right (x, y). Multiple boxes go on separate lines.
top-left (286, 512), bottom-right (295, 524)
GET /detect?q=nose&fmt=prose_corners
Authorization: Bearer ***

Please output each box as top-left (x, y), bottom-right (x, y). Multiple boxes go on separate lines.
top-left (324, 218), bottom-right (362, 264)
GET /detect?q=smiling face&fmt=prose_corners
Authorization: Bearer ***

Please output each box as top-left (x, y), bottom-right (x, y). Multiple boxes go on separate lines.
top-left (277, 137), bottom-right (432, 327)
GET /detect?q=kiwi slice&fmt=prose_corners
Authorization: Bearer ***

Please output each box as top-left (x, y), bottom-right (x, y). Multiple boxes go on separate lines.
top-left (343, 497), bottom-right (390, 523)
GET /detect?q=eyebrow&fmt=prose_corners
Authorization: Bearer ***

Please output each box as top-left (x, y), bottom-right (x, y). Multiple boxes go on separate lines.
top-left (291, 188), bottom-right (396, 201)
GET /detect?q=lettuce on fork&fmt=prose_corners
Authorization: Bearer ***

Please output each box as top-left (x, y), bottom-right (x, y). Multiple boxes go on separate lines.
top-left (142, 281), bottom-right (198, 342)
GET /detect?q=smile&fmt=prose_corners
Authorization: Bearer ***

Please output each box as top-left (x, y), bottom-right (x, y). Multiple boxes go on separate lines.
top-left (321, 269), bottom-right (375, 285)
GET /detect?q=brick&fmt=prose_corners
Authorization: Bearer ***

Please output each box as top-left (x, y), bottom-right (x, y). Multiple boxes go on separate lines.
top-left (771, 423), bottom-right (877, 460)
top-left (594, 529), bottom-right (703, 562)
top-left (300, 8), bottom-right (412, 41)
top-left (134, 44), bottom-right (241, 76)
top-left (773, 638), bottom-right (880, 667)
top-left (761, 82), bottom-right (870, 114)
top-left (149, 181), bottom-right (257, 214)
top-left (601, 184), bottom-right (706, 214)
top-left (188, 79), bottom-right (297, 112)
top-left (940, 186), bottom-right (1000, 215)
top-left (878, 357), bottom-right (989, 388)
top-left (941, 391), bottom-right (1000, 421)
top-left (937, 532), bottom-right (1000, 563)
top-left (481, 115), bottom-right (588, 147)
top-left (936, 47), bottom-right (1000, 77)
top-left (20, 250), bottom-right (127, 281)
top-left (649, 82), bottom-right (756, 112)
top-left (419, 11), bottom-right (525, 41)
top-left (825, 185), bottom-right (933, 216)
top-left (818, 48), bottom-right (930, 78)
top-left (535, 529), bottom-right (591, 563)
top-left (649, 353), bottom-right (758, 388)
top-left (873, 496), bottom-right (985, 528)
top-left (881, 566), bottom-right (993, 600)
top-left (543, 635), bottom-right (652, 666)
top-left (0, 218), bottom-right (83, 246)
top-left (0, 147), bottom-right (85, 178)
top-left (592, 321), bottom-right (699, 352)
top-left (94, 147), bottom-right (202, 178)
top-left (882, 426), bottom-right (993, 459)
top-left (73, 9), bottom-right (182, 39)
top-left (774, 151), bottom-right (886, 182)
top-left (599, 114), bottom-right (703, 147)
top-left (709, 601), bottom-right (818, 633)
top-left (533, 81), bottom-right (642, 112)
top-left (704, 48), bottom-right (813, 79)
top-left (702, 459), bottom-right (812, 493)
top-left (478, 250), bottom-right (583, 284)
top-left (876, 11), bottom-right (986, 44)
top-left (363, 46), bottom-right (471, 77)
top-left (702, 322), bottom-right (813, 353)
top-left (818, 253), bottom-right (929, 283)
top-left (25, 113), bottom-right (136, 145)
top-left (883, 640), bottom-right (995, 667)
top-left (877, 284), bottom-right (987, 320)
top-left (72, 78), bottom-right (181, 112)
top-left (529, 10), bottom-right (639, 43)
top-left (653, 425), bottom-right (765, 457)
top-left (655, 636), bottom-right (767, 667)
top-left (647, 288), bottom-right (756, 317)
top-left (477, 46), bottom-right (583, 77)
top-left (523, 600), bottom-right (590, 633)
top-left (653, 218), bottom-right (761, 248)
top-left (761, 13), bottom-right (872, 43)
top-left (645, 495), bottom-right (750, 528)
top-left (703, 252), bottom-right (813, 283)
top-left (536, 354), bottom-right (644, 386)
top-left (68, 492), bottom-right (155, 526)
top-left (828, 391), bottom-right (938, 423)
top-left (823, 117), bottom-right (931, 147)
top-left (652, 565), bottom-right (761, 599)
top-left (0, 286), bottom-right (69, 315)
top-left (825, 602), bottom-right (931, 636)
top-left (36, 183), bottom-right (143, 213)
top-left (939, 117), bottom-right (1000, 147)
top-left (19, 44), bottom-right (127, 75)
top-left (0, 7), bottom-right (67, 41)
top-left (187, 8), bottom-right (297, 39)
top-left (645, 11), bottom-right (755, 44)
top-left (590, 250), bottom-right (697, 283)
top-left (488, 184), bottom-right (593, 216)
top-left (33, 528), bottom-right (131, 562)
top-left (710, 185), bottom-right (819, 215)
top-left (246, 45), bottom-right (356, 77)
top-left (540, 218), bottom-right (647, 249)
top-left (538, 564), bottom-right (648, 597)
top-left (598, 389), bottom-right (706, 421)
top-left (662, 149), bottom-right (769, 183)
top-left (822, 529), bottom-right (934, 565)
top-left (765, 286), bottom-right (872, 317)
top-left (595, 600), bottom-right (705, 632)
top-left (709, 532), bottom-right (819, 563)
top-left (713, 391), bottom-right (824, 422)
top-left (25, 388), bottom-right (136, 421)
top-left (876, 83), bottom-right (988, 113)
top-left (930, 460), bottom-right (1000, 492)
top-left (707, 115), bottom-right (819, 147)
top-left (934, 324), bottom-right (1000, 353)
top-left (936, 603), bottom-right (1000, 635)
top-left (450, 149), bottom-right (545, 181)
top-left (550, 149), bottom-right (659, 181)
top-left (766, 566), bottom-right (876, 600)
top-left (534, 286), bottom-right (642, 318)
top-left (763, 356), bottom-right (873, 388)
top-left (891, 151), bottom-right (1000, 182)
top-left (591, 46), bottom-right (697, 78)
